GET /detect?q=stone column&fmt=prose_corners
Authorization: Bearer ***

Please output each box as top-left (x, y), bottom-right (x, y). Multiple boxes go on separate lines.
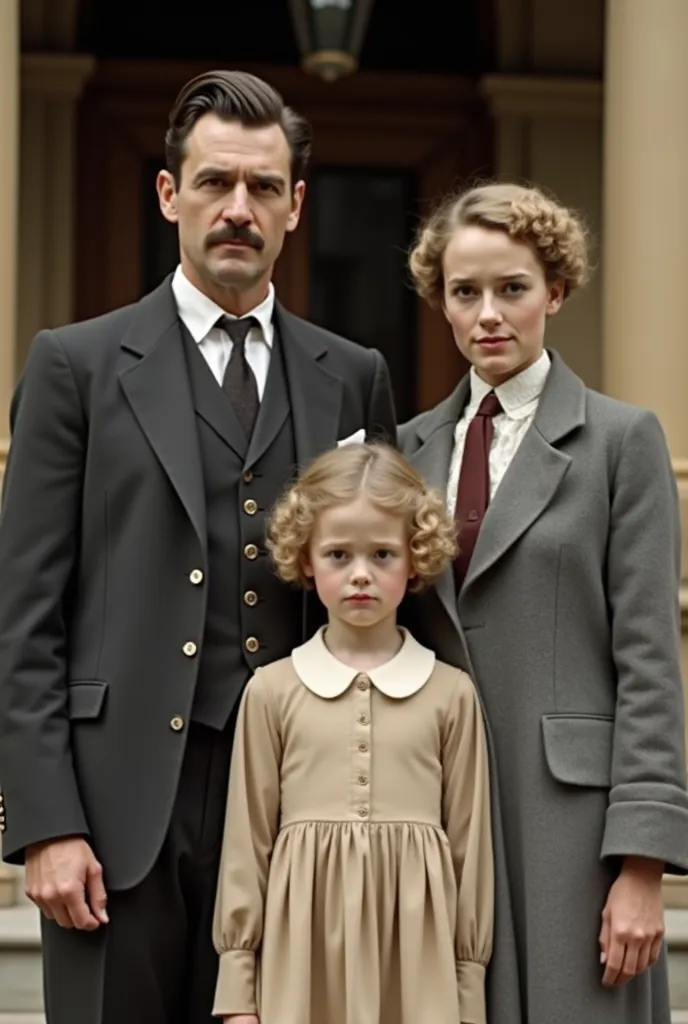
top-left (0, 0), bottom-right (19, 907)
top-left (602, 0), bottom-right (688, 908)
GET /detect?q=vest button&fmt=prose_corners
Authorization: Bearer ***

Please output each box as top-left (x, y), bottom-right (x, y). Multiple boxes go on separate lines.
top-left (182, 641), bottom-right (197, 657)
top-left (243, 543), bottom-right (258, 560)
top-left (243, 499), bottom-right (258, 515)
top-left (170, 716), bottom-right (185, 732)
top-left (245, 636), bottom-right (259, 654)
top-left (244, 590), bottom-right (258, 607)
top-left (243, 470), bottom-right (253, 484)
top-left (189, 569), bottom-right (204, 585)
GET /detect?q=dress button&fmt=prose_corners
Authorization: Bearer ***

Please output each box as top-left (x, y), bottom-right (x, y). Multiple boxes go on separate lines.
top-left (243, 590), bottom-right (258, 607)
top-left (182, 641), bottom-right (197, 657)
top-left (245, 636), bottom-right (259, 653)
top-left (170, 716), bottom-right (185, 732)
top-left (358, 713), bottom-right (369, 725)
top-left (244, 543), bottom-right (259, 560)
top-left (243, 498), bottom-right (258, 515)
top-left (358, 807), bottom-right (368, 817)
top-left (358, 775), bottom-right (369, 786)
top-left (358, 742), bottom-right (368, 753)
top-left (243, 469), bottom-right (253, 484)
top-left (189, 569), bottom-right (204, 585)
top-left (357, 677), bottom-right (369, 691)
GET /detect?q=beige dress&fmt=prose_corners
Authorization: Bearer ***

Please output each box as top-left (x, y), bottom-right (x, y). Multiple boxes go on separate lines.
top-left (212, 627), bottom-right (494, 1024)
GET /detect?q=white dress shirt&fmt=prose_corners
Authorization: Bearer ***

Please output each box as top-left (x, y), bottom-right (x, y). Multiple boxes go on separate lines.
top-left (171, 265), bottom-right (275, 399)
top-left (447, 352), bottom-right (551, 516)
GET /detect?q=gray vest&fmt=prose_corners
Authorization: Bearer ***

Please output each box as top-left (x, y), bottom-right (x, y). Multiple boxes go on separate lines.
top-left (180, 321), bottom-right (303, 729)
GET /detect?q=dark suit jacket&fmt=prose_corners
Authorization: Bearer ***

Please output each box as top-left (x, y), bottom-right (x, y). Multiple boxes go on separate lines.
top-left (0, 278), bottom-right (396, 889)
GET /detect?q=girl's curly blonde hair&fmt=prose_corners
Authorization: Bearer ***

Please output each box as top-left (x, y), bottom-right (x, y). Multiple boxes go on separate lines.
top-left (267, 443), bottom-right (457, 593)
top-left (409, 181), bottom-right (590, 309)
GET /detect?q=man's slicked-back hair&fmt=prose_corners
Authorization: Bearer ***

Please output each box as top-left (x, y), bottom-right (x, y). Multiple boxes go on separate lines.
top-left (165, 70), bottom-right (312, 188)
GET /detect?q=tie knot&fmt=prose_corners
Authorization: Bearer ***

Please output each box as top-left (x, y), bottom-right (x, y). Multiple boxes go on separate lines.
top-left (476, 391), bottom-right (502, 418)
top-left (217, 315), bottom-right (259, 348)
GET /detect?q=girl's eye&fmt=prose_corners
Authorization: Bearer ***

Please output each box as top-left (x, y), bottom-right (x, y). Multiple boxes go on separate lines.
top-left (453, 286), bottom-right (475, 299)
top-left (375, 550), bottom-right (393, 561)
top-left (328, 550), bottom-right (347, 562)
top-left (504, 281), bottom-right (525, 295)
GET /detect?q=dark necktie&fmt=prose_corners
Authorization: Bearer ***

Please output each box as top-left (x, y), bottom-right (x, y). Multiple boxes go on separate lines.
top-left (218, 315), bottom-right (260, 437)
top-left (454, 391), bottom-right (503, 585)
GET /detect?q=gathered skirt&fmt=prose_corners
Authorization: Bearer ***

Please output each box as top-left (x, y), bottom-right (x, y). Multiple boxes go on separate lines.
top-left (257, 820), bottom-right (461, 1024)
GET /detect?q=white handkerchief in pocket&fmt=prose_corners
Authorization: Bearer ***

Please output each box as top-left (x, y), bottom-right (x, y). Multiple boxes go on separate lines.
top-left (336, 428), bottom-right (366, 448)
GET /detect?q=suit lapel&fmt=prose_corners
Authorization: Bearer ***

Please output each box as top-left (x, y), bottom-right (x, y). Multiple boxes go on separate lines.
top-left (406, 378), bottom-right (470, 629)
top-left (462, 351), bottom-right (586, 592)
top-left (276, 303), bottom-right (343, 469)
top-left (118, 279), bottom-right (206, 548)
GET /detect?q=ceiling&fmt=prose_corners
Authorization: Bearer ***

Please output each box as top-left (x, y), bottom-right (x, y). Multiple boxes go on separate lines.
top-left (77, 0), bottom-right (495, 75)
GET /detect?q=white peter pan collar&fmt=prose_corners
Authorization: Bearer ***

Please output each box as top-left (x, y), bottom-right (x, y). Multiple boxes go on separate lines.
top-left (291, 626), bottom-right (436, 700)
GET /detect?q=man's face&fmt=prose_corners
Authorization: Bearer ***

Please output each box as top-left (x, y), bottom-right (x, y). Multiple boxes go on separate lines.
top-left (157, 113), bottom-right (305, 308)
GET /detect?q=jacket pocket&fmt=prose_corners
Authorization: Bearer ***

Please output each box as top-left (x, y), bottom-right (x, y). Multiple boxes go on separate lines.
top-left (67, 680), bottom-right (108, 720)
top-left (541, 713), bottom-right (614, 788)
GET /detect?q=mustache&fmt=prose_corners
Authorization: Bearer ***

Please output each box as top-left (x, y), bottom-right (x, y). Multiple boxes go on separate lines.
top-left (206, 223), bottom-right (265, 252)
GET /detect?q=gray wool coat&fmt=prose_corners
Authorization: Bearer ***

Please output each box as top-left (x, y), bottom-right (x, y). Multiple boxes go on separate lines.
top-left (399, 350), bottom-right (688, 1024)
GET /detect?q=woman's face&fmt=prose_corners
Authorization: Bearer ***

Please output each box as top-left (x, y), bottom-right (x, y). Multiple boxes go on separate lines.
top-left (441, 224), bottom-right (565, 386)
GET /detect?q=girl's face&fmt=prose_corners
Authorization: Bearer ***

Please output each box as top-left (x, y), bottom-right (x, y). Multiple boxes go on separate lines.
top-left (441, 224), bottom-right (565, 386)
top-left (303, 495), bottom-right (413, 632)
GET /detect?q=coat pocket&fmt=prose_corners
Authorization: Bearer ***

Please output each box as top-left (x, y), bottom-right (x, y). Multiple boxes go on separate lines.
top-left (541, 713), bottom-right (614, 788)
top-left (67, 680), bottom-right (108, 720)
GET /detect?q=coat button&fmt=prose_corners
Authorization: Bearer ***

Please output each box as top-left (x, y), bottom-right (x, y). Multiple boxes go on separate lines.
top-left (245, 636), bottom-right (259, 654)
top-left (244, 543), bottom-right (258, 560)
top-left (243, 470), bottom-right (253, 484)
top-left (243, 499), bottom-right (258, 515)
top-left (189, 569), bottom-right (204, 585)
top-left (243, 590), bottom-right (258, 607)
top-left (170, 716), bottom-right (185, 732)
top-left (182, 641), bottom-right (197, 657)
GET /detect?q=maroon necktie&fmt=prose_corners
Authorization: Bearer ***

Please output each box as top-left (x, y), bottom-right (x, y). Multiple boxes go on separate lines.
top-left (454, 391), bottom-right (503, 585)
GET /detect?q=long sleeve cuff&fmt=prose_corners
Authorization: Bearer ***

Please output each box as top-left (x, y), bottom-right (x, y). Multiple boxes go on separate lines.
top-left (457, 959), bottom-right (486, 1024)
top-left (602, 787), bottom-right (688, 874)
top-left (212, 949), bottom-right (257, 1017)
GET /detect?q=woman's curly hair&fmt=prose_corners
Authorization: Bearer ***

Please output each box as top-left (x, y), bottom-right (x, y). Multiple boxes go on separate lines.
top-left (267, 443), bottom-right (457, 593)
top-left (409, 181), bottom-right (590, 308)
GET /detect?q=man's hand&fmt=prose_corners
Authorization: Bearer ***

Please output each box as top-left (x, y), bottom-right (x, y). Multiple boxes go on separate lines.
top-left (25, 836), bottom-right (108, 931)
top-left (599, 856), bottom-right (665, 987)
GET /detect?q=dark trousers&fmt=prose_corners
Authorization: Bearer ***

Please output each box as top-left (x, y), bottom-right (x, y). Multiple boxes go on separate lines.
top-left (41, 719), bottom-right (235, 1024)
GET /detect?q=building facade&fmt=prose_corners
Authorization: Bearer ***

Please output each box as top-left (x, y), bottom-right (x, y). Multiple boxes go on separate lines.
top-left (0, 0), bottom-right (687, 908)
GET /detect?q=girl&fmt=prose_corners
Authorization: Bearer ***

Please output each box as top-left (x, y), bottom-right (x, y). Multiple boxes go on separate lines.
top-left (211, 442), bottom-right (493, 1024)
top-left (400, 181), bottom-right (688, 1024)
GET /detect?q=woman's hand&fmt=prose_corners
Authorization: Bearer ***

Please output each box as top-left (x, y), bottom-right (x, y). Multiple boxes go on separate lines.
top-left (599, 856), bottom-right (665, 986)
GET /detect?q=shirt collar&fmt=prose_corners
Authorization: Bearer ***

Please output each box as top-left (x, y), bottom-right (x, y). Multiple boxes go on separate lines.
top-left (468, 350), bottom-right (551, 421)
top-left (291, 626), bottom-right (436, 700)
top-left (171, 264), bottom-right (275, 346)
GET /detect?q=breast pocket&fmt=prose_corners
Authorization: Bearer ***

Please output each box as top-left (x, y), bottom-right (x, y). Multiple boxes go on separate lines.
top-left (541, 713), bottom-right (614, 788)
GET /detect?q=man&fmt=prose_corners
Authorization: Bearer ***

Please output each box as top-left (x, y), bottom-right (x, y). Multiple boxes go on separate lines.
top-left (0, 70), bottom-right (395, 1024)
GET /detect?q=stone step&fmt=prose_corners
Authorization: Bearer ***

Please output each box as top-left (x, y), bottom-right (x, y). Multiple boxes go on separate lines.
top-left (0, 905), bottom-right (686, 1015)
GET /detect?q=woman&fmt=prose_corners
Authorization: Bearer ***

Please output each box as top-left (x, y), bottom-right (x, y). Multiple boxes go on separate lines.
top-left (399, 182), bottom-right (688, 1024)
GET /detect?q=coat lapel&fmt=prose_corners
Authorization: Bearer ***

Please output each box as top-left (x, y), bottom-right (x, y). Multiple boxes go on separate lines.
top-left (118, 279), bottom-right (206, 549)
top-left (406, 378), bottom-right (470, 629)
top-left (462, 351), bottom-right (586, 592)
top-left (276, 303), bottom-right (344, 469)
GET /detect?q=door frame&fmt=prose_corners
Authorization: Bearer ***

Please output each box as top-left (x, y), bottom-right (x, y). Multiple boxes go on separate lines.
top-left (76, 60), bottom-right (491, 410)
